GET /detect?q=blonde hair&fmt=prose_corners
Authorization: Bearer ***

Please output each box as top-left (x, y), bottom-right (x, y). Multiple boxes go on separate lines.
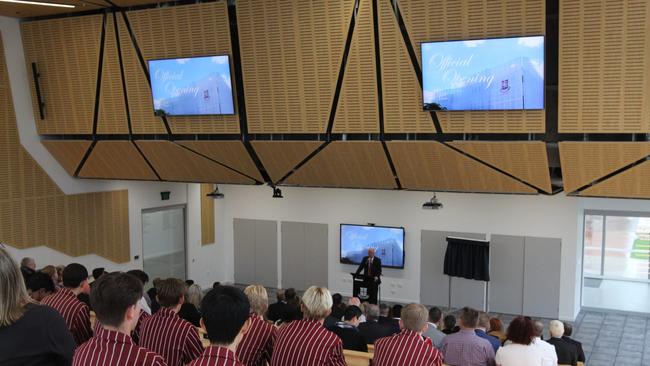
top-left (549, 320), bottom-right (564, 337)
top-left (187, 284), bottom-right (203, 309)
top-left (401, 303), bottom-right (428, 332)
top-left (244, 285), bottom-right (268, 316)
top-left (301, 286), bottom-right (333, 320)
top-left (1, 247), bottom-right (33, 326)
top-left (41, 265), bottom-right (57, 279)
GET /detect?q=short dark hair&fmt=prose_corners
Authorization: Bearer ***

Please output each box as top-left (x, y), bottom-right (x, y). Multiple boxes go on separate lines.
top-left (507, 316), bottom-right (534, 345)
top-left (201, 286), bottom-right (250, 345)
top-left (91, 272), bottom-right (143, 327)
top-left (344, 305), bottom-right (362, 321)
top-left (443, 314), bottom-right (456, 330)
top-left (563, 322), bottom-right (573, 336)
top-left (92, 268), bottom-right (106, 280)
top-left (212, 282), bottom-right (221, 289)
top-left (379, 303), bottom-right (390, 316)
top-left (285, 288), bottom-right (297, 300)
top-left (185, 279), bottom-right (194, 287)
top-left (391, 304), bottom-right (403, 318)
top-left (459, 307), bottom-right (479, 328)
top-left (332, 293), bottom-right (343, 305)
top-left (27, 271), bottom-right (55, 293)
top-left (126, 270), bottom-right (149, 285)
top-left (62, 263), bottom-right (88, 288)
top-left (157, 278), bottom-right (186, 308)
top-left (429, 307), bottom-right (442, 323)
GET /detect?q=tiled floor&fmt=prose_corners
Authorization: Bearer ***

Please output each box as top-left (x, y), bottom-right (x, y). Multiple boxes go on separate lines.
top-left (583, 279), bottom-right (650, 314)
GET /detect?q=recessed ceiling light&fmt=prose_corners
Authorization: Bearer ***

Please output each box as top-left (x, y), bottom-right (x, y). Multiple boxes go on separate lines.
top-left (0, 0), bottom-right (75, 8)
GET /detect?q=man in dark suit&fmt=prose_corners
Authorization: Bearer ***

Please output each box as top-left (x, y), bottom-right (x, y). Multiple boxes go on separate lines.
top-left (377, 303), bottom-right (400, 335)
top-left (266, 288), bottom-right (288, 322)
top-left (547, 320), bottom-right (578, 366)
top-left (354, 248), bottom-right (382, 304)
top-left (562, 322), bottom-right (586, 363)
top-left (328, 305), bottom-right (368, 352)
top-left (358, 304), bottom-right (396, 344)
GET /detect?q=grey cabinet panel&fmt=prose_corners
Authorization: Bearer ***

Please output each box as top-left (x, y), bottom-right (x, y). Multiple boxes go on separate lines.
top-left (281, 221), bottom-right (306, 290)
top-left (523, 237), bottom-right (562, 319)
top-left (489, 235), bottom-right (525, 314)
top-left (254, 220), bottom-right (278, 288)
top-left (305, 223), bottom-right (328, 288)
top-left (234, 219), bottom-right (256, 285)
top-left (450, 277), bottom-right (486, 310)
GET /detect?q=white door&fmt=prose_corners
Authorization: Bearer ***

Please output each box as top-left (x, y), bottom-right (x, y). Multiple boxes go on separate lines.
top-left (142, 206), bottom-right (186, 283)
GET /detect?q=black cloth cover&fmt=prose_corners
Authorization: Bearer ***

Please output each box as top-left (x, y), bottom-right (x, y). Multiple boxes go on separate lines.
top-left (443, 237), bottom-right (490, 281)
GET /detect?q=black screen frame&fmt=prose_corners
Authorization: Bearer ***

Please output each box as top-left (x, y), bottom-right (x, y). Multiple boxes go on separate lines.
top-left (339, 223), bottom-right (406, 269)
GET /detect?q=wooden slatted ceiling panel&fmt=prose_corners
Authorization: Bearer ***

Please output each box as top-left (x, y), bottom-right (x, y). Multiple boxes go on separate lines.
top-left (79, 141), bottom-right (158, 181)
top-left (378, 0), bottom-right (435, 133)
top-left (449, 141), bottom-right (552, 193)
top-left (116, 14), bottom-right (166, 134)
top-left (0, 1), bottom-right (105, 19)
top-left (238, 0), bottom-right (351, 133)
top-left (135, 140), bottom-right (255, 184)
top-left (560, 0), bottom-right (650, 133)
top-left (332, 0), bottom-right (378, 133)
top-left (394, 0), bottom-right (545, 133)
top-left (285, 141), bottom-right (396, 189)
top-left (580, 161), bottom-right (650, 198)
top-left (559, 142), bottom-right (650, 194)
top-left (200, 184), bottom-right (215, 245)
top-left (41, 140), bottom-right (91, 176)
top-left (251, 141), bottom-right (323, 183)
top-left (177, 141), bottom-right (262, 182)
top-left (21, 15), bottom-right (102, 134)
top-left (386, 141), bottom-right (536, 194)
top-left (0, 32), bottom-right (130, 263)
top-left (97, 13), bottom-right (129, 135)
top-left (125, 2), bottom-right (239, 134)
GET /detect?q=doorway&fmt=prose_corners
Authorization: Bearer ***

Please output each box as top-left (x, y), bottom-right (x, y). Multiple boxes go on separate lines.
top-left (142, 205), bottom-right (187, 285)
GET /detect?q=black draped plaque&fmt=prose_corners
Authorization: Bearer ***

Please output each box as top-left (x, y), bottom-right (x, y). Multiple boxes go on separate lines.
top-left (443, 237), bottom-right (490, 281)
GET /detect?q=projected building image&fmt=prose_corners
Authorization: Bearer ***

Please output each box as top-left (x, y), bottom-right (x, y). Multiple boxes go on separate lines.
top-left (340, 225), bottom-right (405, 268)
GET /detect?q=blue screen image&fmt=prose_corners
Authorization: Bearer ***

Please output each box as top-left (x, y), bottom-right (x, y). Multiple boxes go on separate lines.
top-left (340, 225), bottom-right (405, 268)
top-left (149, 55), bottom-right (234, 116)
top-left (422, 36), bottom-right (544, 111)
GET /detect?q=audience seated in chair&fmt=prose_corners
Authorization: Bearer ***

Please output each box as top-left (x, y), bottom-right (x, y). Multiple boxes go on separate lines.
top-left (531, 320), bottom-right (558, 366)
top-left (488, 318), bottom-right (506, 343)
top-left (423, 306), bottom-right (446, 349)
top-left (0, 248), bottom-right (75, 365)
top-left (72, 272), bottom-right (166, 366)
top-left (19, 257), bottom-right (36, 284)
top-left (347, 297), bottom-right (366, 322)
top-left (373, 303), bottom-right (443, 366)
top-left (377, 303), bottom-right (400, 335)
top-left (147, 277), bottom-right (162, 315)
top-left (187, 286), bottom-right (252, 366)
top-left (41, 263), bottom-right (93, 346)
top-left (266, 288), bottom-right (287, 323)
top-left (546, 320), bottom-right (578, 366)
top-left (390, 304), bottom-right (402, 319)
top-left (139, 278), bottom-right (203, 366)
top-left (475, 312), bottom-right (501, 353)
top-left (271, 286), bottom-right (346, 366)
top-left (127, 270), bottom-right (153, 315)
top-left (441, 307), bottom-right (496, 366)
top-left (495, 316), bottom-right (544, 366)
top-left (178, 283), bottom-right (203, 327)
top-left (442, 314), bottom-right (460, 335)
top-left (328, 305), bottom-right (368, 352)
top-left (358, 304), bottom-right (397, 344)
top-left (26, 271), bottom-right (56, 302)
top-left (236, 285), bottom-right (277, 366)
top-left (331, 293), bottom-right (346, 320)
top-left (562, 322), bottom-right (585, 363)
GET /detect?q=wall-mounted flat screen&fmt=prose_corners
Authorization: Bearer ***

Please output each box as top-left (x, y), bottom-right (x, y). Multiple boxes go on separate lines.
top-left (421, 36), bottom-right (545, 111)
top-left (148, 55), bottom-right (234, 116)
top-left (340, 224), bottom-right (405, 269)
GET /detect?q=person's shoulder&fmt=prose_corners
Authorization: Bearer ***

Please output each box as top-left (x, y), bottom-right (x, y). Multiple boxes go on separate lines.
top-left (139, 346), bottom-right (166, 365)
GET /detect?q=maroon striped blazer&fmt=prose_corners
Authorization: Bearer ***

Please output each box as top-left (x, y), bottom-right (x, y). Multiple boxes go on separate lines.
top-left (139, 307), bottom-right (203, 366)
top-left (270, 319), bottom-right (346, 366)
top-left (236, 313), bottom-right (277, 366)
top-left (188, 346), bottom-right (244, 366)
top-left (41, 288), bottom-right (92, 345)
top-left (72, 326), bottom-right (167, 366)
top-left (373, 329), bottom-right (444, 366)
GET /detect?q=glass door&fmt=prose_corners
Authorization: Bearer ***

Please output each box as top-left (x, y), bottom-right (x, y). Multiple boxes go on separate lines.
top-left (142, 205), bottom-right (187, 285)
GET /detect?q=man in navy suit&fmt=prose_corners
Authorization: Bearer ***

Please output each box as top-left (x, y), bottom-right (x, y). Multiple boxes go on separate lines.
top-left (355, 248), bottom-right (382, 304)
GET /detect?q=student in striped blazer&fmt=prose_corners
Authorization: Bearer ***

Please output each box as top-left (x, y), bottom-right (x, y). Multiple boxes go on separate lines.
top-left (236, 285), bottom-right (277, 366)
top-left (188, 286), bottom-right (252, 366)
top-left (139, 278), bottom-right (204, 366)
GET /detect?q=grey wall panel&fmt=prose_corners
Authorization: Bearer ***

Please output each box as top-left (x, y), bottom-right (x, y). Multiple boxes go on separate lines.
top-left (420, 231), bottom-right (485, 308)
top-left (523, 236), bottom-right (562, 318)
top-left (254, 220), bottom-right (278, 288)
top-left (489, 234), bottom-right (525, 314)
top-left (304, 222), bottom-right (328, 288)
top-left (450, 277), bottom-right (486, 310)
top-left (281, 221), bottom-right (306, 290)
top-left (233, 218), bottom-right (256, 284)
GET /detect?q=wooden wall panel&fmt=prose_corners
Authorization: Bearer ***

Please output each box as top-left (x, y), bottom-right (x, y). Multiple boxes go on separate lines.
top-left (41, 140), bottom-right (91, 176)
top-left (21, 15), bottom-right (102, 135)
top-left (559, 0), bottom-right (650, 133)
top-left (387, 141), bottom-right (536, 193)
top-left (177, 141), bottom-right (263, 182)
top-left (580, 161), bottom-right (650, 198)
top-left (123, 3), bottom-right (239, 134)
top-left (1, 33), bottom-right (130, 263)
top-left (97, 13), bottom-right (129, 134)
top-left (332, 0), bottom-right (378, 133)
top-left (200, 184), bottom-right (215, 245)
top-left (383, 0), bottom-right (545, 133)
top-left (238, 0), bottom-right (352, 133)
top-left (285, 141), bottom-right (396, 189)
top-left (136, 140), bottom-right (256, 184)
top-left (251, 141), bottom-right (323, 183)
top-left (449, 141), bottom-right (552, 193)
top-left (79, 141), bottom-right (158, 180)
top-left (559, 142), bottom-right (650, 194)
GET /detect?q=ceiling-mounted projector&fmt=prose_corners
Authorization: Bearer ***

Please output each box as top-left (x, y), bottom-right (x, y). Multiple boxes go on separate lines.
top-left (206, 185), bottom-right (224, 199)
top-left (422, 193), bottom-right (443, 210)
